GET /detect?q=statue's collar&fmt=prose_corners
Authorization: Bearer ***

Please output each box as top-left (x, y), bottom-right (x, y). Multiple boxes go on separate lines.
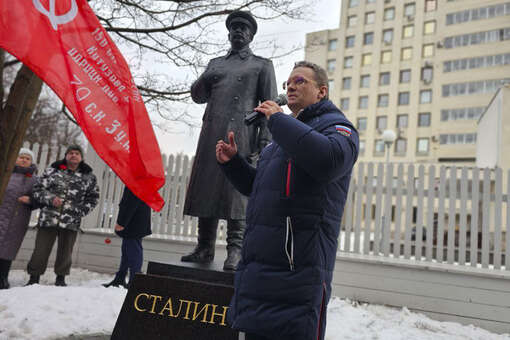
top-left (226, 47), bottom-right (252, 60)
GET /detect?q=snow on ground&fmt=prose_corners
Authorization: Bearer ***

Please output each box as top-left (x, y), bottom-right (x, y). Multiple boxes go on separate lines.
top-left (0, 268), bottom-right (508, 340)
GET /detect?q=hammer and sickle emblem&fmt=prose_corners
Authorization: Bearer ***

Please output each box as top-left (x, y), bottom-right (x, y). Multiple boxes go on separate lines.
top-left (33, 0), bottom-right (78, 31)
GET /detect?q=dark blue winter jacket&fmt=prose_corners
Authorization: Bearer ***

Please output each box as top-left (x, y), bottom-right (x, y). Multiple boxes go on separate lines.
top-left (221, 100), bottom-right (358, 339)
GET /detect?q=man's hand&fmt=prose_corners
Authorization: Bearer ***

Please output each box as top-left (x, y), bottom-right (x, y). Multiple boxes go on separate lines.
top-left (216, 132), bottom-right (238, 164)
top-left (18, 196), bottom-right (30, 204)
top-left (254, 100), bottom-right (283, 119)
top-left (114, 224), bottom-right (125, 232)
top-left (52, 196), bottom-right (63, 208)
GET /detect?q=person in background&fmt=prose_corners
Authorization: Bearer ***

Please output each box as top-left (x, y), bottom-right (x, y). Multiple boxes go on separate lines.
top-left (103, 186), bottom-right (151, 288)
top-left (216, 61), bottom-right (359, 340)
top-left (181, 10), bottom-right (277, 271)
top-left (0, 148), bottom-right (38, 289)
top-left (26, 145), bottom-right (99, 287)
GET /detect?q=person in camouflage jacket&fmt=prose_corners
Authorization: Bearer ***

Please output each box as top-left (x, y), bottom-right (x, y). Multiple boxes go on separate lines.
top-left (26, 145), bottom-right (99, 286)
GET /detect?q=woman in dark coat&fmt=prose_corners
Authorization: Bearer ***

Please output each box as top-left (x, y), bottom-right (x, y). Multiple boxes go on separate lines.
top-left (103, 186), bottom-right (151, 288)
top-left (0, 148), bottom-right (38, 289)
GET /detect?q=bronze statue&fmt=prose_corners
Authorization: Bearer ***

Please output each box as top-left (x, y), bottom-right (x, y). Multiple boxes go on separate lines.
top-left (182, 11), bottom-right (277, 271)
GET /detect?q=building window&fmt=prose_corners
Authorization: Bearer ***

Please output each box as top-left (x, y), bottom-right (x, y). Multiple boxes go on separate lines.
top-left (442, 78), bottom-right (510, 97)
top-left (342, 77), bottom-right (352, 90)
top-left (447, 4), bottom-right (510, 26)
top-left (357, 117), bottom-right (367, 131)
top-left (404, 3), bottom-right (415, 17)
top-left (379, 72), bottom-right (390, 85)
top-left (384, 7), bottom-right (395, 21)
top-left (366, 0), bottom-right (376, 3)
top-left (441, 107), bottom-right (485, 121)
top-left (401, 47), bottom-right (412, 61)
top-left (328, 79), bottom-right (334, 92)
top-left (418, 112), bottom-right (431, 126)
top-left (397, 114), bottom-right (408, 128)
top-left (381, 50), bottom-right (392, 64)
top-left (398, 91), bottom-right (410, 105)
top-left (417, 138), bottom-right (429, 154)
top-left (421, 66), bottom-right (433, 83)
top-left (378, 94), bottom-right (389, 107)
top-left (359, 140), bottom-right (366, 155)
top-left (359, 96), bottom-right (369, 109)
top-left (362, 53), bottom-right (372, 66)
top-left (328, 39), bottom-right (338, 51)
top-left (400, 69), bottom-right (411, 83)
top-left (424, 21), bottom-right (436, 35)
top-left (376, 116), bottom-right (387, 129)
top-left (403, 25), bottom-right (414, 38)
top-left (347, 15), bottom-right (358, 27)
top-left (382, 29), bottom-right (393, 44)
top-left (425, 0), bottom-right (437, 12)
top-left (360, 74), bottom-right (370, 88)
top-left (364, 32), bottom-right (374, 45)
top-left (395, 138), bottom-right (407, 154)
top-left (443, 53), bottom-right (510, 73)
top-left (345, 36), bottom-right (355, 48)
top-left (344, 56), bottom-right (353, 68)
top-left (349, 0), bottom-right (359, 8)
top-left (444, 28), bottom-right (510, 49)
top-left (365, 12), bottom-right (375, 24)
top-left (420, 90), bottom-right (432, 104)
top-left (422, 44), bottom-right (435, 57)
top-left (375, 139), bottom-right (385, 154)
top-left (439, 133), bottom-right (477, 145)
top-left (340, 98), bottom-right (350, 110)
top-left (327, 59), bottom-right (336, 73)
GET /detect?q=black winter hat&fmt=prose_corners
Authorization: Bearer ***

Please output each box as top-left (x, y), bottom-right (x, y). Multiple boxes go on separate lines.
top-left (65, 144), bottom-right (84, 157)
top-left (225, 11), bottom-right (257, 35)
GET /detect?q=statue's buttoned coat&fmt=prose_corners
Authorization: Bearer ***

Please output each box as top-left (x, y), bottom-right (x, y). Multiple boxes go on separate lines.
top-left (0, 165), bottom-right (38, 260)
top-left (184, 48), bottom-right (277, 219)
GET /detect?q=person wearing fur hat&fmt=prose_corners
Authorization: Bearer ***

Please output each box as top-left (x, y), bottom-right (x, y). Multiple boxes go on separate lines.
top-left (26, 144), bottom-right (99, 287)
top-left (0, 148), bottom-right (38, 289)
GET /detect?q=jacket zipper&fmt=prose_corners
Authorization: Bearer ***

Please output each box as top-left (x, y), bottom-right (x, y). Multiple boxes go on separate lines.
top-left (285, 216), bottom-right (295, 271)
top-left (285, 159), bottom-right (292, 197)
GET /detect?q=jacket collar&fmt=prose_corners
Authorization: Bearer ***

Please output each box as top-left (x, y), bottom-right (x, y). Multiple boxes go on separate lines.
top-left (225, 46), bottom-right (252, 60)
top-left (51, 159), bottom-right (93, 174)
top-left (296, 100), bottom-right (341, 123)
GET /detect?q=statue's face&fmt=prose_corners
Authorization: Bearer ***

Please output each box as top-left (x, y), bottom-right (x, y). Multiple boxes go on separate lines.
top-left (228, 22), bottom-right (253, 50)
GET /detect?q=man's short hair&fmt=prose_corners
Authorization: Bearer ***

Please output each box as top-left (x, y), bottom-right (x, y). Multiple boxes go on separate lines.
top-left (293, 61), bottom-right (329, 100)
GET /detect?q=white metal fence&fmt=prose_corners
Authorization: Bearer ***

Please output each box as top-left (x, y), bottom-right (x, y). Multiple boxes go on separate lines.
top-left (25, 143), bottom-right (509, 271)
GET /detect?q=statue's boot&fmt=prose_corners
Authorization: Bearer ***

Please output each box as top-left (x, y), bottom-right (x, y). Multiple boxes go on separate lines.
top-left (223, 219), bottom-right (246, 271)
top-left (181, 218), bottom-right (218, 263)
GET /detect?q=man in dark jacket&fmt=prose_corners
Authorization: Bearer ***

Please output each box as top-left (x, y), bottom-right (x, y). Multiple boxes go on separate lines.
top-left (27, 144), bottom-right (99, 287)
top-left (216, 61), bottom-right (359, 340)
top-left (182, 10), bottom-right (277, 271)
top-left (103, 186), bottom-right (151, 288)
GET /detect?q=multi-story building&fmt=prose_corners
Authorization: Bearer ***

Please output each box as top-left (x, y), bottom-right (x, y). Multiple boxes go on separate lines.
top-left (305, 0), bottom-right (510, 165)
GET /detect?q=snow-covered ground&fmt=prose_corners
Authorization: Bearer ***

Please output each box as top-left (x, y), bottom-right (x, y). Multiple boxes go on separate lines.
top-left (0, 268), bottom-right (508, 340)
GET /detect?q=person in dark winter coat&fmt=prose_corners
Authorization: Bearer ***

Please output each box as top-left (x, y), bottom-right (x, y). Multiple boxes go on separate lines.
top-left (216, 61), bottom-right (359, 340)
top-left (26, 145), bottom-right (99, 287)
top-left (103, 186), bottom-right (151, 288)
top-left (0, 148), bottom-right (38, 289)
top-left (181, 10), bottom-right (277, 271)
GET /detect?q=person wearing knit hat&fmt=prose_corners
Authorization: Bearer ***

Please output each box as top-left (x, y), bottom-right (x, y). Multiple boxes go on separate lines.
top-left (18, 148), bottom-right (35, 162)
top-left (0, 147), bottom-right (38, 289)
top-left (26, 143), bottom-right (99, 287)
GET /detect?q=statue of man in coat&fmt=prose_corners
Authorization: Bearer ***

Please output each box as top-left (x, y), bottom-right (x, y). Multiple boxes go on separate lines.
top-left (182, 10), bottom-right (277, 271)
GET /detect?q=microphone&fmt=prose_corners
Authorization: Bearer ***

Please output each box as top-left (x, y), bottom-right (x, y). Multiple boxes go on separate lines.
top-left (244, 93), bottom-right (288, 126)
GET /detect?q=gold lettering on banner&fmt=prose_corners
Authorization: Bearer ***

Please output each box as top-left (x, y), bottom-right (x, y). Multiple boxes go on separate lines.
top-left (148, 295), bottom-right (162, 314)
top-left (180, 299), bottom-right (193, 320)
top-left (134, 293), bottom-right (149, 312)
top-left (208, 304), bottom-right (228, 326)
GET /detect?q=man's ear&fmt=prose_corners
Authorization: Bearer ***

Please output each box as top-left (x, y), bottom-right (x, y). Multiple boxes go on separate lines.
top-left (318, 85), bottom-right (328, 100)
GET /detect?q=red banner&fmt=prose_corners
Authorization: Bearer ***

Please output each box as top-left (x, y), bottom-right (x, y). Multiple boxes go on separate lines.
top-left (0, 0), bottom-right (165, 211)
